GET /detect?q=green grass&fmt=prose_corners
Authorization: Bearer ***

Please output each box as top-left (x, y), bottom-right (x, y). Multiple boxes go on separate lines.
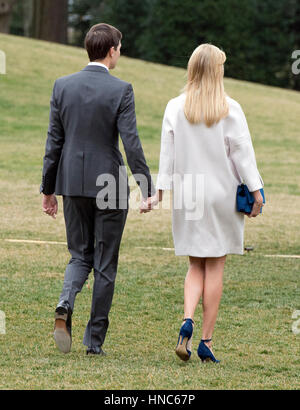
top-left (0, 33), bottom-right (300, 389)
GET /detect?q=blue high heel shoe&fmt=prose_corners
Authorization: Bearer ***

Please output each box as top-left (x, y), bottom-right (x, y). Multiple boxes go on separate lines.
top-left (175, 318), bottom-right (194, 361)
top-left (197, 339), bottom-right (220, 363)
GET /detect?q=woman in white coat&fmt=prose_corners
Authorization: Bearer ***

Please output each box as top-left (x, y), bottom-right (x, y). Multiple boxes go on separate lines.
top-left (154, 44), bottom-right (264, 363)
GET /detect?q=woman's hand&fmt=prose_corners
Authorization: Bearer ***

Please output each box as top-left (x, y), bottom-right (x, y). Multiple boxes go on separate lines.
top-left (245, 190), bottom-right (264, 218)
top-left (139, 190), bottom-right (163, 213)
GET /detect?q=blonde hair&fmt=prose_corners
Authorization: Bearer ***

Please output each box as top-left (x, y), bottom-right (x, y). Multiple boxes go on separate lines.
top-left (183, 44), bottom-right (229, 127)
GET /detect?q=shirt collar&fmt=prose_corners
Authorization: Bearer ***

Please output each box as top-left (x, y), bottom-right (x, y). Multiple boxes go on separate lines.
top-left (88, 62), bottom-right (109, 71)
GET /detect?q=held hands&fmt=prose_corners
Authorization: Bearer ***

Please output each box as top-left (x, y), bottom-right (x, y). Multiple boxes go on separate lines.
top-left (43, 191), bottom-right (162, 217)
top-left (42, 194), bottom-right (58, 219)
top-left (140, 190), bottom-right (163, 213)
top-left (42, 190), bottom-right (263, 218)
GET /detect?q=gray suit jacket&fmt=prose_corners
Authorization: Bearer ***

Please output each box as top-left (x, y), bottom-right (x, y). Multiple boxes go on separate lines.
top-left (40, 65), bottom-right (156, 200)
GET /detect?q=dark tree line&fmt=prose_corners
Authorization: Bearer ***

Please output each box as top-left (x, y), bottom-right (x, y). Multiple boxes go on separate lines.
top-left (4, 0), bottom-right (68, 43)
top-left (96, 0), bottom-right (300, 90)
top-left (2, 0), bottom-right (300, 90)
top-left (0, 0), bottom-right (17, 33)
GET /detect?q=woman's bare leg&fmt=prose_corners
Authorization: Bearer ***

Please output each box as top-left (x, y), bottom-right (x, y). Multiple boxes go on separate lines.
top-left (184, 256), bottom-right (206, 321)
top-left (201, 255), bottom-right (226, 348)
top-left (179, 256), bottom-right (205, 353)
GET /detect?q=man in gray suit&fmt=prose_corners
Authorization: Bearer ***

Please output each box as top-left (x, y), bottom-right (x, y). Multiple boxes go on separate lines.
top-left (40, 23), bottom-right (156, 355)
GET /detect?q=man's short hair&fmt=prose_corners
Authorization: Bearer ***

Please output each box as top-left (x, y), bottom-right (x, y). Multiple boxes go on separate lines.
top-left (84, 23), bottom-right (122, 61)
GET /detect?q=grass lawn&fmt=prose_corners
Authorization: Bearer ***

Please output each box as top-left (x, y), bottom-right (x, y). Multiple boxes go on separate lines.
top-left (0, 33), bottom-right (299, 390)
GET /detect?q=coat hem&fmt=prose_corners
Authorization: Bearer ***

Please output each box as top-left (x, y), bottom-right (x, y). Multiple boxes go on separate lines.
top-left (174, 248), bottom-right (244, 257)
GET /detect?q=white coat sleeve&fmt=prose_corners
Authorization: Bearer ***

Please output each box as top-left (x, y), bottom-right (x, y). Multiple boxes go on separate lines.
top-left (227, 102), bottom-right (264, 192)
top-left (156, 102), bottom-right (175, 190)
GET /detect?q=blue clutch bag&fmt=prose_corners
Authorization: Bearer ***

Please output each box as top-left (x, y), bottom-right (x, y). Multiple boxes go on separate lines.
top-left (236, 183), bottom-right (265, 214)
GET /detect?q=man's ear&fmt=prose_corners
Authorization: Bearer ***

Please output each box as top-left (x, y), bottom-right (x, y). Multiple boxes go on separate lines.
top-left (109, 46), bottom-right (115, 58)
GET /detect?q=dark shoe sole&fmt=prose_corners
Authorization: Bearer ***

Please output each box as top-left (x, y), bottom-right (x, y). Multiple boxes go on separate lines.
top-left (199, 356), bottom-right (212, 363)
top-left (86, 349), bottom-right (107, 356)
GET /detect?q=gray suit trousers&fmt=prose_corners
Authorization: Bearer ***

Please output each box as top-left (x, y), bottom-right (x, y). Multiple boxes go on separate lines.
top-left (59, 196), bottom-right (128, 348)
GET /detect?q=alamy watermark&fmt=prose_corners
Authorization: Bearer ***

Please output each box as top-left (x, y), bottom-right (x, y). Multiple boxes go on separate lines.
top-left (95, 167), bottom-right (205, 221)
top-left (0, 49), bottom-right (6, 75)
top-left (292, 310), bottom-right (300, 335)
top-left (291, 50), bottom-right (300, 75)
top-left (0, 310), bottom-right (5, 334)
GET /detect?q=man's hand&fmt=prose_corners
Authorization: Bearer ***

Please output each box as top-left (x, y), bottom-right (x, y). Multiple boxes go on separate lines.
top-left (42, 194), bottom-right (58, 219)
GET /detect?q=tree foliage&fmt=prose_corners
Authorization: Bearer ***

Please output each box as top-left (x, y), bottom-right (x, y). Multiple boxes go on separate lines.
top-left (100, 0), bottom-right (149, 58)
top-left (69, 0), bottom-right (104, 47)
top-left (7, 0), bottom-right (300, 90)
top-left (138, 0), bottom-right (299, 89)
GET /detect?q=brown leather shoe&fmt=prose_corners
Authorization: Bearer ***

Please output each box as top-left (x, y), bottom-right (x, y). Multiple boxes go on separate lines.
top-left (53, 303), bottom-right (72, 354)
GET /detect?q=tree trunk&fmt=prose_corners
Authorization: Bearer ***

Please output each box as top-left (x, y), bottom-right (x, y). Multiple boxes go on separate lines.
top-left (0, 0), bottom-right (17, 33)
top-left (23, 0), bottom-right (34, 37)
top-left (32, 0), bottom-right (68, 44)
